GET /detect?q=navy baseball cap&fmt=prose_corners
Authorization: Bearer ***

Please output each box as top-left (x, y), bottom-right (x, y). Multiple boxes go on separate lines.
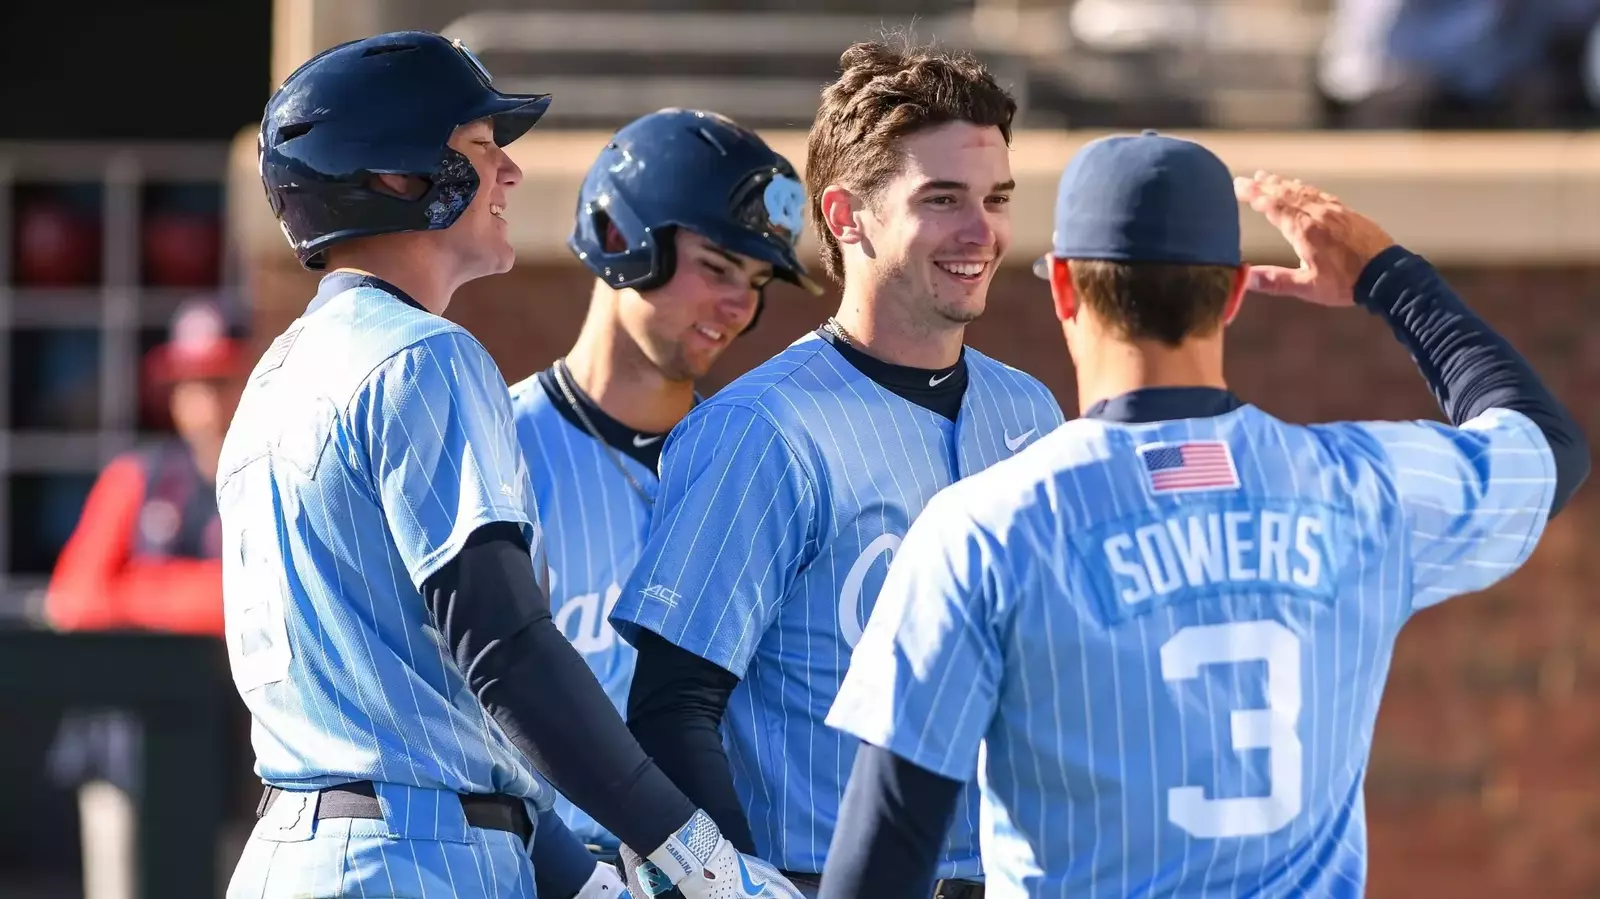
top-left (1032, 130), bottom-right (1241, 280)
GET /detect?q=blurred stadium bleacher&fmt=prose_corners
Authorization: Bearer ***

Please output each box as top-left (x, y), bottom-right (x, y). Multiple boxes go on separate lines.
top-left (429, 0), bottom-right (1333, 130)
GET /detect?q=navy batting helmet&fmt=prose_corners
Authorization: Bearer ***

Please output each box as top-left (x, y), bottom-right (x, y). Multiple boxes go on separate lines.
top-left (569, 108), bottom-right (822, 330)
top-left (259, 31), bottom-right (551, 270)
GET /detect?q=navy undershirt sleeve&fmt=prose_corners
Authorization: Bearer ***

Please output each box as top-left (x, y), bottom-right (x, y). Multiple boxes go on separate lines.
top-left (422, 522), bottom-right (697, 855)
top-left (1358, 246), bottom-right (1588, 514)
top-left (531, 805), bottom-right (602, 899)
top-left (817, 743), bottom-right (964, 899)
top-left (625, 629), bottom-right (758, 856)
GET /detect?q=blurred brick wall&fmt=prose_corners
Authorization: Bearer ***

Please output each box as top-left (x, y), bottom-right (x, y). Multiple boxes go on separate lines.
top-left (250, 258), bottom-right (1600, 897)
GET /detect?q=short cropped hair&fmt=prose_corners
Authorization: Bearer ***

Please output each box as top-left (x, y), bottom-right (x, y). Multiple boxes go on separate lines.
top-left (1070, 260), bottom-right (1238, 346)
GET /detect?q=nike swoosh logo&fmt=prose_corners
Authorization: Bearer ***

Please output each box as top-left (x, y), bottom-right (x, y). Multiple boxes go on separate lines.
top-left (736, 854), bottom-right (766, 895)
top-left (928, 371), bottom-right (954, 387)
top-left (633, 434), bottom-right (664, 447)
top-left (1005, 428), bottom-right (1036, 452)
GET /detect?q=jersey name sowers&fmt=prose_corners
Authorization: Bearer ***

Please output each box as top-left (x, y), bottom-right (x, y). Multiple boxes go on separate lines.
top-left (1103, 508), bottom-right (1329, 604)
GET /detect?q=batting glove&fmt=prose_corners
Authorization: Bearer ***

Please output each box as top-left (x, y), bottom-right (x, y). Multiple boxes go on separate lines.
top-left (630, 810), bottom-right (804, 899)
top-left (575, 860), bottom-right (631, 899)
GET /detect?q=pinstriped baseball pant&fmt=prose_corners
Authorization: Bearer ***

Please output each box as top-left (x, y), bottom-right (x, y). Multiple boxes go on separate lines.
top-left (226, 783), bottom-right (539, 898)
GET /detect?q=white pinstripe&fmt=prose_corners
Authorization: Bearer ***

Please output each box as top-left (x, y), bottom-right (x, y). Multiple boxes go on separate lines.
top-left (780, 365), bottom-right (863, 860)
top-left (376, 831), bottom-right (398, 898)
top-left (392, 356), bottom-right (478, 788)
top-left (217, 286), bottom-right (548, 895)
top-left (1224, 415), bottom-right (1259, 896)
top-left (509, 372), bottom-right (658, 846)
top-left (613, 333), bottom-right (1063, 876)
top-left (829, 401), bottom-right (1556, 898)
top-left (467, 825), bottom-right (493, 899)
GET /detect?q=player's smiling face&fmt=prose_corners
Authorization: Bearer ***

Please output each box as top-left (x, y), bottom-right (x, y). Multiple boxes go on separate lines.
top-left (443, 118), bottom-right (522, 277)
top-left (866, 121), bottom-right (1013, 324)
top-left (622, 229), bottom-right (769, 381)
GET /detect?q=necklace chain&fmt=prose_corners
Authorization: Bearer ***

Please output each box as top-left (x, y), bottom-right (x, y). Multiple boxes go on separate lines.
top-left (823, 316), bottom-right (855, 346)
top-left (551, 359), bottom-right (654, 507)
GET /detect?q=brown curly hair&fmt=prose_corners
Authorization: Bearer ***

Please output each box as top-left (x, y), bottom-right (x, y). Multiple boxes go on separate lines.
top-left (805, 36), bottom-right (1017, 283)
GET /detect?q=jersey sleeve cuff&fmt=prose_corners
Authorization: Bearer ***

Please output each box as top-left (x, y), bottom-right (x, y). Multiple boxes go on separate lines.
top-left (1464, 407), bottom-right (1558, 565)
top-left (607, 603), bottom-right (747, 677)
top-left (409, 506), bottom-right (535, 590)
top-left (825, 700), bottom-right (972, 784)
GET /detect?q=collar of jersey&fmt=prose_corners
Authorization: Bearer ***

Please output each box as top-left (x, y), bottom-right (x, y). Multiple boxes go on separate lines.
top-left (1081, 386), bottom-right (1243, 423)
top-left (813, 325), bottom-right (968, 394)
top-left (536, 367), bottom-right (672, 472)
top-left (307, 271), bottom-right (426, 315)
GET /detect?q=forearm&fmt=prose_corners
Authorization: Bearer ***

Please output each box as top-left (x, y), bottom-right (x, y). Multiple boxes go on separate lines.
top-left (111, 560), bottom-right (226, 635)
top-left (45, 458), bottom-right (145, 630)
top-left (626, 629), bottom-right (757, 855)
top-left (469, 620), bottom-right (695, 850)
top-left (424, 524), bottom-right (696, 853)
top-left (1359, 246), bottom-right (1589, 513)
top-left (818, 743), bottom-right (963, 899)
top-left (531, 806), bottom-right (604, 899)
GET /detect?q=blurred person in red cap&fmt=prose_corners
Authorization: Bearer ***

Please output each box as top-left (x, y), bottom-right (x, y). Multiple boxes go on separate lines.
top-left (45, 298), bottom-right (249, 635)
top-left (41, 299), bottom-right (251, 899)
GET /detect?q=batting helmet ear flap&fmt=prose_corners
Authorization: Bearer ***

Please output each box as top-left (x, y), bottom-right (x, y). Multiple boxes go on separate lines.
top-left (603, 218), bottom-right (628, 253)
top-left (633, 226), bottom-right (678, 293)
top-left (568, 188), bottom-right (678, 292)
top-left (1049, 256), bottom-right (1077, 322)
top-left (744, 289), bottom-right (767, 334)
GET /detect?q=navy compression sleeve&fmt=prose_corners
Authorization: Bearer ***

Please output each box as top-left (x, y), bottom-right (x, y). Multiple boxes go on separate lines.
top-left (532, 806), bottom-right (602, 899)
top-left (626, 629), bottom-right (757, 855)
top-left (818, 744), bottom-right (964, 899)
top-left (422, 522), bottom-right (696, 854)
top-left (1359, 246), bottom-right (1589, 513)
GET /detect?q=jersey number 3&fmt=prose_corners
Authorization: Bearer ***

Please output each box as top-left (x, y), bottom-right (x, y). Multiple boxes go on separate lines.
top-left (1159, 620), bottom-right (1302, 839)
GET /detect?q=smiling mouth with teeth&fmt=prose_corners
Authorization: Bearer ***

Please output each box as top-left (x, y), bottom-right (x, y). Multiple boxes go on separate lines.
top-left (490, 203), bottom-right (506, 220)
top-left (936, 261), bottom-right (988, 279)
top-left (693, 325), bottom-right (724, 342)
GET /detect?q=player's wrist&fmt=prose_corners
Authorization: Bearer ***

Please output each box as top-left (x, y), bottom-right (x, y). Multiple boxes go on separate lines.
top-left (643, 808), bottom-right (721, 883)
top-left (637, 814), bottom-right (802, 899)
top-left (1352, 244), bottom-right (1421, 313)
top-left (574, 860), bottom-right (629, 898)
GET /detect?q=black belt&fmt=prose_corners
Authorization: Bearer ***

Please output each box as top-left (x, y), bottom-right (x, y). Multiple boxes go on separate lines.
top-left (258, 780), bottom-right (533, 844)
top-left (780, 871), bottom-right (984, 899)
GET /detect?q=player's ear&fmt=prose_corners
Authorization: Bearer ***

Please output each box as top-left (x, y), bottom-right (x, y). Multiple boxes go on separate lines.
top-left (1049, 257), bottom-right (1076, 322)
top-left (819, 185), bottom-right (864, 248)
top-left (1222, 264), bottom-right (1249, 326)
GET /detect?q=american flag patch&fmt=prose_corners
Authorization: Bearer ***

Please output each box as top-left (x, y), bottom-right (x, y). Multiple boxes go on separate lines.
top-left (254, 324), bottom-right (302, 381)
top-left (1139, 441), bottom-right (1239, 493)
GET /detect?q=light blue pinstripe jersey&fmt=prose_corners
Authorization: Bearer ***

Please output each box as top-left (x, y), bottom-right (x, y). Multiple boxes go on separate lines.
top-left (829, 403), bottom-right (1557, 898)
top-left (216, 282), bottom-right (546, 804)
top-left (610, 331), bottom-right (1066, 877)
top-left (508, 374), bottom-right (655, 848)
